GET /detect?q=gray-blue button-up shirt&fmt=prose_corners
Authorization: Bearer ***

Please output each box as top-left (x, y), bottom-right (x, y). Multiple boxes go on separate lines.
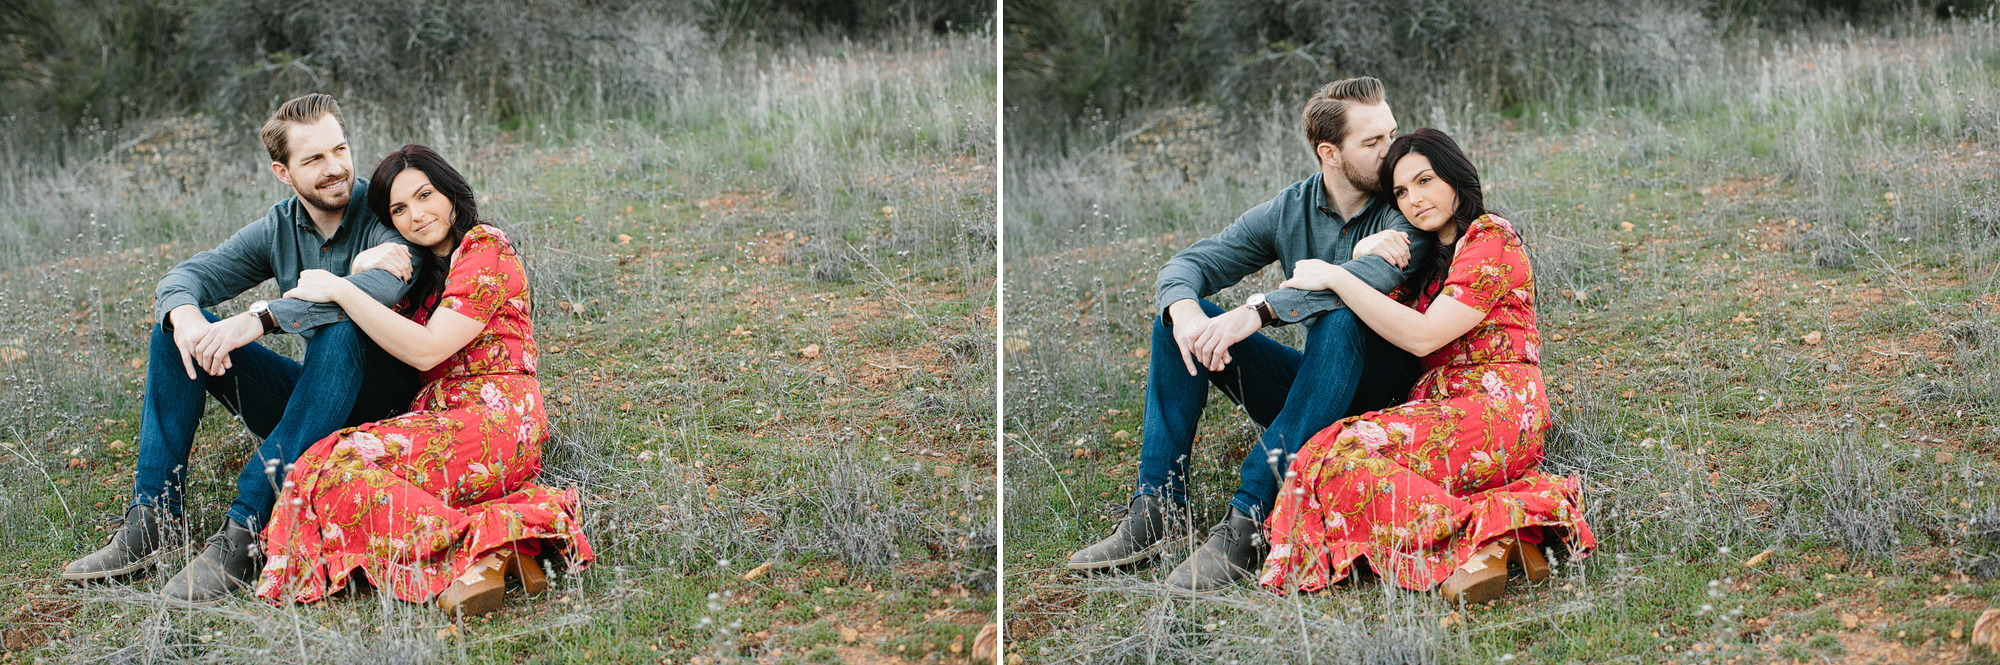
top-left (153, 178), bottom-right (420, 340)
top-left (1155, 172), bottom-right (1435, 329)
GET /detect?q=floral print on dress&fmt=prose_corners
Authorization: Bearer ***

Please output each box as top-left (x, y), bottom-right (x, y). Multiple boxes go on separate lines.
top-left (256, 224), bottom-right (593, 606)
top-left (1260, 214), bottom-right (1595, 593)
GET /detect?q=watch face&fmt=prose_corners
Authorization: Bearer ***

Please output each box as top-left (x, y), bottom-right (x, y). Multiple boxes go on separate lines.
top-left (1246, 293), bottom-right (1265, 307)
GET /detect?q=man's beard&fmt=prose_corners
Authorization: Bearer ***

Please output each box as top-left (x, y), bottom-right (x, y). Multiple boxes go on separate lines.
top-left (1342, 156), bottom-right (1381, 194)
top-left (296, 176), bottom-right (351, 213)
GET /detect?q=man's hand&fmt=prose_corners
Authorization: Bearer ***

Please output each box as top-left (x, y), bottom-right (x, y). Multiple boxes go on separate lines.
top-left (1166, 299), bottom-right (1211, 376)
top-left (191, 314), bottom-right (263, 377)
top-left (283, 269), bottom-right (355, 303)
top-left (350, 242), bottom-right (414, 282)
top-left (1352, 229), bottom-right (1412, 268)
top-left (1281, 259), bottom-right (1349, 292)
top-left (168, 305), bottom-right (212, 380)
top-left (1189, 307), bottom-right (1260, 373)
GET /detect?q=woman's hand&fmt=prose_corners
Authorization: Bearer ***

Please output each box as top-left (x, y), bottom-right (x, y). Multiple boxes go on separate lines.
top-left (350, 242), bottom-right (413, 282)
top-left (1280, 259), bottom-right (1350, 292)
top-left (1351, 229), bottom-right (1412, 268)
top-left (284, 269), bottom-right (355, 303)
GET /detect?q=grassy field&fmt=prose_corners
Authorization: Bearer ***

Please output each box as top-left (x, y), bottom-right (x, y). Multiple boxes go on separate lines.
top-left (0, 29), bottom-right (995, 665)
top-left (1004, 16), bottom-right (2000, 664)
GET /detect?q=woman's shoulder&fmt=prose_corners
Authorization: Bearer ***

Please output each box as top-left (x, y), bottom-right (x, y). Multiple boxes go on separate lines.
top-left (1467, 214), bottom-right (1519, 241)
top-left (455, 224), bottom-right (520, 259)
top-left (462, 223), bottom-right (514, 247)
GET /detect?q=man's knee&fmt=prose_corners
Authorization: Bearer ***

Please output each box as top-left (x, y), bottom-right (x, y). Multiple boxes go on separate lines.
top-left (305, 322), bottom-right (368, 357)
top-left (1303, 309), bottom-right (1364, 354)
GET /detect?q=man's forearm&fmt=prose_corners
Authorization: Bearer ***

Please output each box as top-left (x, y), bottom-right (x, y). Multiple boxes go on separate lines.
top-left (265, 269), bottom-right (414, 334)
top-left (1166, 298), bottom-right (1203, 326)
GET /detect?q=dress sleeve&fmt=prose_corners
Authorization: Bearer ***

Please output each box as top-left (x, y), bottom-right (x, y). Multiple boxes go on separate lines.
top-left (1436, 216), bottom-right (1528, 314)
top-left (438, 226), bottom-right (525, 325)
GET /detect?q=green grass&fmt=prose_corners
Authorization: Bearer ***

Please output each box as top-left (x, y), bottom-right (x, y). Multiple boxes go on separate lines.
top-left (1004, 15), bottom-right (2000, 664)
top-left (0, 29), bottom-right (994, 665)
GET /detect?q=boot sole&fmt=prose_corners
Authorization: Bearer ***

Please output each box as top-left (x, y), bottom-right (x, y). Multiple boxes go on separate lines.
top-left (61, 551), bottom-right (161, 582)
top-left (1164, 559), bottom-right (1259, 595)
top-left (1065, 533), bottom-right (1193, 571)
top-left (159, 591), bottom-right (233, 607)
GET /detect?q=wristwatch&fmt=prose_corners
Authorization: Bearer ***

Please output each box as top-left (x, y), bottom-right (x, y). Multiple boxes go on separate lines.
top-left (1243, 292), bottom-right (1276, 327)
top-left (247, 300), bottom-right (279, 335)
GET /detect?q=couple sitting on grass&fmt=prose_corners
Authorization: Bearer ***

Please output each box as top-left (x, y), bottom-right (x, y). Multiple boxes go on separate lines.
top-left (1068, 76), bottom-right (1596, 604)
top-left (61, 93), bottom-right (593, 617)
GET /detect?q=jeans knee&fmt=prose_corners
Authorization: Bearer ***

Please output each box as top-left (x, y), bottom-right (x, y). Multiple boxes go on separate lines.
top-left (308, 321), bottom-right (368, 355)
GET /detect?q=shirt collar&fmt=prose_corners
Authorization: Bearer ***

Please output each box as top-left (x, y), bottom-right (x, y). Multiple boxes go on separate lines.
top-left (1310, 172), bottom-right (1388, 226)
top-left (288, 181), bottom-right (365, 240)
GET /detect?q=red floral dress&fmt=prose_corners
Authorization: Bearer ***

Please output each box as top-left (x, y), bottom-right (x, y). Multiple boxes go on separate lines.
top-left (255, 224), bottom-right (593, 605)
top-left (1259, 214), bottom-right (1595, 593)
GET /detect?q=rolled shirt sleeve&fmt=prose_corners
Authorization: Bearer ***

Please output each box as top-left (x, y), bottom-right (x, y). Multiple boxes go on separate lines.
top-left (264, 222), bottom-right (418, 334)
top-left (154, 217), bottom-right (279, 329)
top-left (1154, 200), bottom-right (1282, 322)
top-left (1261, 210), bottom-right (1435, 326)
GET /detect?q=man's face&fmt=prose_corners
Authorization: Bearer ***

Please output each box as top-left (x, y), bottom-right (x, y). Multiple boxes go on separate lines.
top-left (1330, 102), bottom-right (1397, 193)
top-left (271, 115), bottom-right (354, 213)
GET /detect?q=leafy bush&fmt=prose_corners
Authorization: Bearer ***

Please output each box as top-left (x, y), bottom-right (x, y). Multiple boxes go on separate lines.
top-left (1005, 0), bottom-right (1991, 149)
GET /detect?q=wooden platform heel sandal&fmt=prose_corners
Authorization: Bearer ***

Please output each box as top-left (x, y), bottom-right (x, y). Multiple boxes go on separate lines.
top-left (1441, 536), bottom-right (1555, 606)
top-left (437, 550), bottom-right (549, 617)
top-left (1439, 539), bottom-right (1510, 606)
top-left (1506, 537), bottom-right (1551, 583)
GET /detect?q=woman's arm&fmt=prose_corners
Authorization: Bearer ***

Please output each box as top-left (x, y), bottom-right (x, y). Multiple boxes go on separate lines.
top-left (284, 269), bottom-right (483, 371)
top-left (1280, 259), bottom-right (1485, 357)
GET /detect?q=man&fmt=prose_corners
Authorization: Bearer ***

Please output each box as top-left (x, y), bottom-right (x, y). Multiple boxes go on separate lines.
top-left (1066, 77), bottom-right (1435, 592)
top-left (61, 93), bottom-right (423, 603)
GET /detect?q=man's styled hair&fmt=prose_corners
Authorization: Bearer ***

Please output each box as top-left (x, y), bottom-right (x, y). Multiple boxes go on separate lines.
top-left (1301, 77), bottom-right (1386, 152)
top-left (261, 93), bottom-right (345, 165)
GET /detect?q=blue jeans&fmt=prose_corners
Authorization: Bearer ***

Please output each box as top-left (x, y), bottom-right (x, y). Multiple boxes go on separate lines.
top-left (1133, 299), bottom-right (1420, 520)
top-left (129, 310), bottom-right (419, 530)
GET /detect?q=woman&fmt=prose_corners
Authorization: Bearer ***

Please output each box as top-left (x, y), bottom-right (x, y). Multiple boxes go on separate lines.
top-left (255, 144), bottom-right (592, 617)
top-left (1258, 128), bottom-right (1593, 604)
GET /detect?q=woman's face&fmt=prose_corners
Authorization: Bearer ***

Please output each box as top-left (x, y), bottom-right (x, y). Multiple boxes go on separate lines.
top-left (1391, 152), bottom-right (1458, 233)
top-left (386, 168), bottom-right (454, 255)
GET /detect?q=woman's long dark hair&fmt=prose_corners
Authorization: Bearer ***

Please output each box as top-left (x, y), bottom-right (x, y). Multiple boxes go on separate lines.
top-left (1379, 128), bottom-right (1487, 304)
top-left (368, 144), bottom-right (485, 318)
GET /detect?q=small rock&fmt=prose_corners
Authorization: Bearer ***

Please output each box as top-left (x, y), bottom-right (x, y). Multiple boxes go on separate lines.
top-left (824, 376), bottom-right (841, 386)
top-left (108, 440), bottom-right (126, 451)
top-left (742, 562), bottom-right (773, 581)
top-left (1938, 451), bottom-right (1956, 464)
top-left (619, 401), bottom-right (634, 412)
top-left (800, 344), bottom-right (821, 359)
top-left (1842, 613), bottom-right (1860, 629)
top-left (1619, 221), bottom-right (1636, 231)
top-left (1802, 331), bottom-right (1823, 345)
top-left (559, 395), bottom-right (574, 405)
top-left (933, 465), bottom-right (953, 478)
top-left (1113, 430), bottom-right (1131, 441)
top-left (840, 626), bottom-right (860, 643)
top-left (616, 234), bottom-right (632, 244)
